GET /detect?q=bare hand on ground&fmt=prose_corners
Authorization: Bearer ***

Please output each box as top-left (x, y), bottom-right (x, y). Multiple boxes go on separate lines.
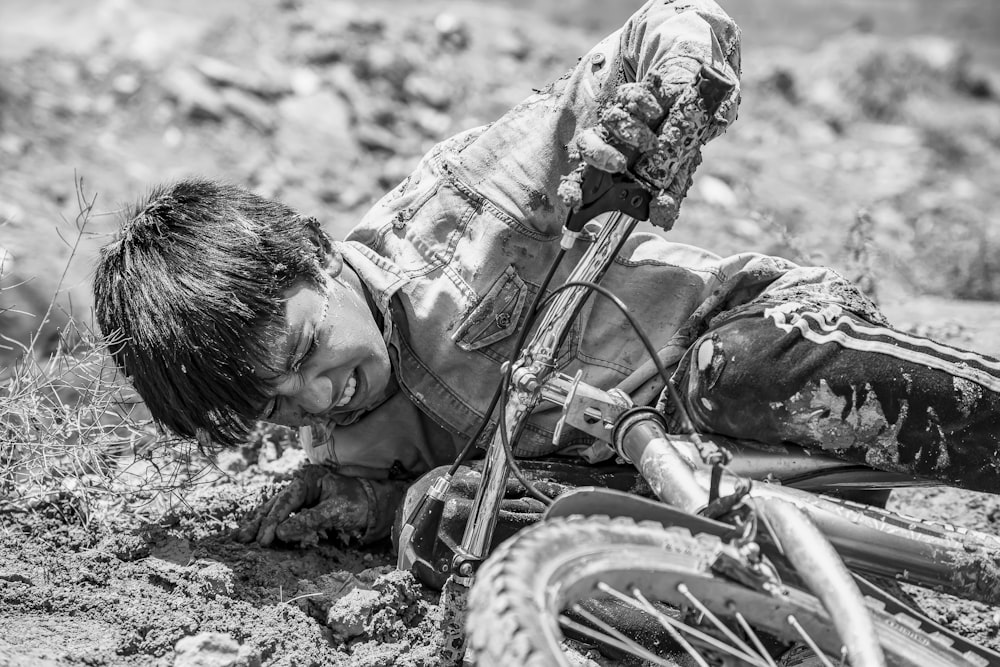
top-left (236, 464), bottom-right (369, 546)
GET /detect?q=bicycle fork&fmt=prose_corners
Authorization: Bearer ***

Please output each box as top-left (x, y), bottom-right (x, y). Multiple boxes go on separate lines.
top-left (614, 408), bottom-right (888, 667)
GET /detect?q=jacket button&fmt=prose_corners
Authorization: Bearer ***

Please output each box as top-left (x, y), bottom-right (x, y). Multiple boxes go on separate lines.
top-left (495, 312), bottom-right (511, 328)
top-left (591, 53), bottom-right (605, 67)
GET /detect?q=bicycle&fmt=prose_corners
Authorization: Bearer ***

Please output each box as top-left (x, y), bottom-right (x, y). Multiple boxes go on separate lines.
top-left (397, 64), bottom-right (1000, 666)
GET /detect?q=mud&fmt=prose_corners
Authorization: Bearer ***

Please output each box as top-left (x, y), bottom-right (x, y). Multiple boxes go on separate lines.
top-left (0, 463), bottom-right (439, 667)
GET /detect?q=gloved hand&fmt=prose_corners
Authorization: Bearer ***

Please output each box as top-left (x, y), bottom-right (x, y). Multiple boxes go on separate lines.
top-left (567, 56), bottom-right (739, 229)
top-left (236, 464), bottom-right (372, 546)
top-left (393, 459), bottom-right (648, 564)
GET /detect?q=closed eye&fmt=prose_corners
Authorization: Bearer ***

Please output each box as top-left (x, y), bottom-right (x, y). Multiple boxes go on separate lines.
top-left (291, 332), bottom-right (320, 373)
top-left (259, 396), bottom-right (278, 421)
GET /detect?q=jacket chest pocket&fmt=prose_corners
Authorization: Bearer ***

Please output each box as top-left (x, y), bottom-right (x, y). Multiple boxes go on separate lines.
top-left (452, 266), bottom-right (527, 354)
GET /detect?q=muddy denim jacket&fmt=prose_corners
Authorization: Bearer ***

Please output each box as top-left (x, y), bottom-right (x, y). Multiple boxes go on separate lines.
top-left (302, 0), bottom-right (873, 483)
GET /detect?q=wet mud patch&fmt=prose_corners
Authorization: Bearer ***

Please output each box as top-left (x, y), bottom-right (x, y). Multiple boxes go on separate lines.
top-left (888, 486), bottom-right (1000, 651)
top-left (0, 467), bottom-right (452, 667)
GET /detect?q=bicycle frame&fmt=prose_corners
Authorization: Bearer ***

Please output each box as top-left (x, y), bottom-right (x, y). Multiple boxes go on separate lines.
top-left (393, 64), bottom-right (1000, 664)
top-left (455, 210), bottom-right (641, 574)
top-left (441, 207), bottom-right (1000, 664)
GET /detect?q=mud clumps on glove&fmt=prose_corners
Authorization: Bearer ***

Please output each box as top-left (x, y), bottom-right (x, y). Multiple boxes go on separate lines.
top-left (557, 164), bottom-right (585, 209)
top-left (601, 105), bottom-right (658, 153)
top-left (615, 80), bottom-right (665, 124)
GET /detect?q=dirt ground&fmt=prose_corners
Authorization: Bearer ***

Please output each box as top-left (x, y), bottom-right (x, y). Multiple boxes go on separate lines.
top-left (3, 0), bottom-right (1000, 665)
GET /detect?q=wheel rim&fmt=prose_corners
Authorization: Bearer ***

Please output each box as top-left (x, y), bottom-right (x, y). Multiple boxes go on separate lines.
top-left (538, 543), bottom-right (843, 666)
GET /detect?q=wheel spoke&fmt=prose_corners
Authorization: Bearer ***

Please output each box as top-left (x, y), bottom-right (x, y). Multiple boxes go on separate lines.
top-left (634, 588), bottom-right (771, 667)
top-left (594, 581), bottom-right (770, 667)
top-left (677, 582), bottom-right (761, 659)
top-left (787, 614), bottom-right (837, 667)
top-left (732, 609), bottom-right (779, 667)
top-left (470, 518), bottom-right (978, 667)
top-left (593, 582), bottom-right (710, 667)
top-left (559, 608), bottom-right (680, 667)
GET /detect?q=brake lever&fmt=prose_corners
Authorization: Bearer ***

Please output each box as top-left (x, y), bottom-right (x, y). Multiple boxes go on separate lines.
top-left (562, 167), bottom-right (652, 247)
top-left (563, 62), bottom-right (736, 245)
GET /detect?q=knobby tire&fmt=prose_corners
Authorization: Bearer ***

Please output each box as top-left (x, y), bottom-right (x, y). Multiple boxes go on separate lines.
top-left (466, 516), bottom-right (989, 667)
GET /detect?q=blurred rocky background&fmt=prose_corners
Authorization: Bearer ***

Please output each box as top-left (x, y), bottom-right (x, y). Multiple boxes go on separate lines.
top-left (1, 0), bottom-right (999, 364)
top-left (2, 3), bottom-right (1000, 664)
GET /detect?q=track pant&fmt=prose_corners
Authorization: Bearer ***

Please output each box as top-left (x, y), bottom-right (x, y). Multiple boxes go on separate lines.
top-left (677, 302), bottom-right (1000, 493)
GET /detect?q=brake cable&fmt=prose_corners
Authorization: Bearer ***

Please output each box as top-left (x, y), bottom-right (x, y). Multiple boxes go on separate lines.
top-left (445, 247), bottom-right (568, 479)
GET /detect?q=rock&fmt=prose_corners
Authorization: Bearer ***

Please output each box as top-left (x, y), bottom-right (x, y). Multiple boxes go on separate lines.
top-left (495, 28), bottom-right (531, 61)
top-left (411, 107), bottom-right (450, 138)
top-left (220, 88), bottom-right (276, 133)
top-left (150, 536), bottom-right (193, 564)
top-left (98, 532), bottom-right (151, 562)
top-left (404, 74), bottom-right (453, 110)
top-left (696, 174), bottom-right (738, 209)
top-left (322, 568), bottom-right (426, 644)
top-left (292, 571), bottom-right (369, 617)
top-left (194, 57), bottom-right (293, 99)
top-left (908, 35), bottom-right (968, 81)
top-left (193, 560), bottom-right (236, 598)
top-left (276, 91), bottom-right (359, 162)
top-left (727, 217), bottom-right (764, 239)
top-left (797, 33), bottom-right (980, 126)
top-left (162, 67), bottom-right (226, 121)
top-left (355, 43), bottom-right (415, 90)
top-left (289, 67), bottom-right (322, 97)
top-left (296, 36), bottom-right (347, 66)
top-left (112, 72), bottom-right (141, 97)
top-left (962, 62), bottom-right (999, 99)
top-left (173, 633), bottom-right (260, 667)
top-left (434, 13), bottom-right (470, 51)
top-left (0, 134), bottom-right (29, 156)
top-left (757, 65), bottom-right (798, 103)
top-left (0, 200), bottom-right (25, 223)
top-left (163, 126), bottom-right (184, 148)
top-left (346, 13), bottom-right (386, 36)
top-left (354, 122), bottom-right (402, 153)
top-left (326, 588), bottom-right (381, 642)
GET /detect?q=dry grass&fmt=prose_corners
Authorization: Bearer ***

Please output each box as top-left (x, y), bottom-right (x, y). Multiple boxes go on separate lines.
top-left (0, 179), bottom-right (220, 531)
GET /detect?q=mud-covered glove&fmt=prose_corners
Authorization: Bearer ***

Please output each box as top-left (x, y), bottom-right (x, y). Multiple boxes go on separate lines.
top-left (393, 462), bottom-right (571, 551)
top-left (392, 459), bottom-right (649, 588)
top-left (566, 54), bottom-right (740, 230)
top-left (236, 464), bottom-right (403, 546)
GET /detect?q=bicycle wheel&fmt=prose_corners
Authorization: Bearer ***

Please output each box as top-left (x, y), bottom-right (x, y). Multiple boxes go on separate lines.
top-left (466, 516), bottom-right (987, 667)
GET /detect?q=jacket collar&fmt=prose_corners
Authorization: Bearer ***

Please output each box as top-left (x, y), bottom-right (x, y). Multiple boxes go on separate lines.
top-left (337, 240), bottom-right (410, 347)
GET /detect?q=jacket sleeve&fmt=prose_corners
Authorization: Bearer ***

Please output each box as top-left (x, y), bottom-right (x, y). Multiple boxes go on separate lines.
top-left (441, 0), bottom-right (741, 237)
top-left (619, 0), bottom-right (741, 92)
top-left (355, 477), bottom-right (410, 543)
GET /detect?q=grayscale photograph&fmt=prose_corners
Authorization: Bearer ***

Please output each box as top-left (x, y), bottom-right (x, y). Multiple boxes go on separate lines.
top-left (2, 0), bottom-right (1000, 665)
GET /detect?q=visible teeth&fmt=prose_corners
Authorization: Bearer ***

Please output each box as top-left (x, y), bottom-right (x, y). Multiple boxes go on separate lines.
top-left (335, 371), bottom-right (357, 407)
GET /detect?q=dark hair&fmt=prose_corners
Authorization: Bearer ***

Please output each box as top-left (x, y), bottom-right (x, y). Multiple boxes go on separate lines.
top-left (94, 179), bottom-right (332, 448)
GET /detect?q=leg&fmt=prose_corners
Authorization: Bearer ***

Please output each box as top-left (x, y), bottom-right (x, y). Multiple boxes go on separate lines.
top-left (678, 302), bottom-right (1000, 493)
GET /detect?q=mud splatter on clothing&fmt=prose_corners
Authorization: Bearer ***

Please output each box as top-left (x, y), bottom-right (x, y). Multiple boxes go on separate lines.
top-left (679, 303), bottom-right (1000, 492)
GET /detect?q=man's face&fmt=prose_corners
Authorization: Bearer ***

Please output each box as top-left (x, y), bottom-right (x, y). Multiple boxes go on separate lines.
top-left (258, 265), bottom-right (391, 428)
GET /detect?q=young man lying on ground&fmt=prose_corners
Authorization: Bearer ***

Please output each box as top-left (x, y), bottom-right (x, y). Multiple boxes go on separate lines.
top-left (94, 0), bottom-right (1000, 566)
